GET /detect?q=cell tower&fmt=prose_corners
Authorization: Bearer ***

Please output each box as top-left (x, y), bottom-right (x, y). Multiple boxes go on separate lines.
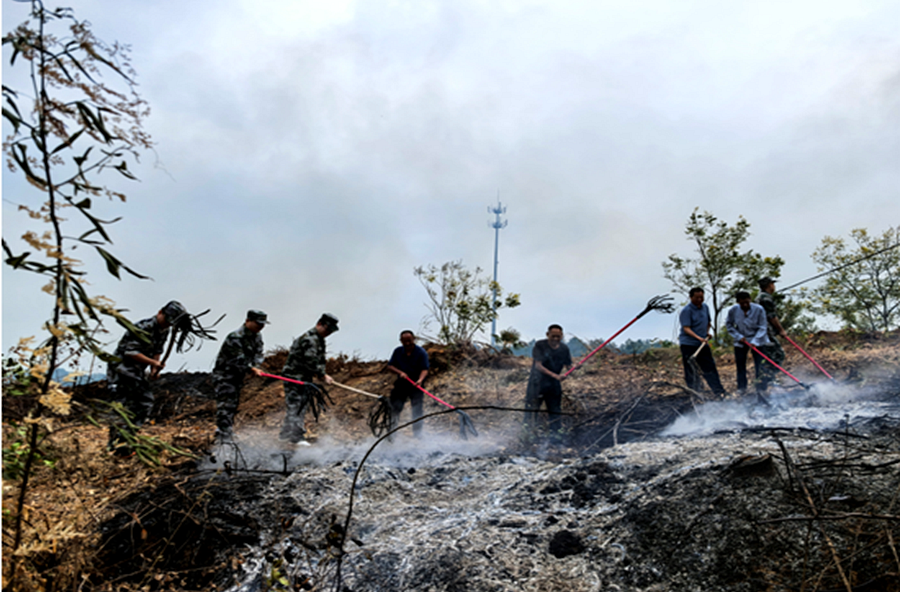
top-left (488, 197), bottom-right (508, 347)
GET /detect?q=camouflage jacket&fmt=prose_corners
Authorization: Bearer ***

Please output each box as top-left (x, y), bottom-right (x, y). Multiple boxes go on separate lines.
top-left (756, 291), bottom-right (780, 342)
top-left (108, 316), bottom-right (169, 382)
top-left (213, 324), bottom-right (264, 382)
top-left (283, 328), bottom-right (326, 381)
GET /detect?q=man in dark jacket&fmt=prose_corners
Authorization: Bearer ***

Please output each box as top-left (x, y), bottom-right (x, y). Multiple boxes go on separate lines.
top-left (212, 310), bottom-right (267, 442)
top-left (386, 330), bottom-right (430, 437)
top-left (525, 324), bottom-right (572, 438)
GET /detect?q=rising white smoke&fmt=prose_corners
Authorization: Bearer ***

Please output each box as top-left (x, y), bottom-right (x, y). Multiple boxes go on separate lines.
top-left (661, 379), bottom-right (897, 437)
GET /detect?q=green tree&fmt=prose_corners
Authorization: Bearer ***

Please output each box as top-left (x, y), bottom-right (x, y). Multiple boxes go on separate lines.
top-left (496, 327), bottom-right (526, 354)
top-left (414, 260), bottom-right (521, 346)
top-left (807, 226), bottom-right (900, 332)
top-left (2, 3), bottom-right (154, 586)
top-left (662, 208), bottom-right (785, 339)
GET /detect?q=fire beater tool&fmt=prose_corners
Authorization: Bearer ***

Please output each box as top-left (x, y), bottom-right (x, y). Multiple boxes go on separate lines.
top-left (744, 342), bottom-right (810, 391)
top-left (258, 371), bottom-right (333, 422)
top-left (402, 375), bottom-right (478, 440)
top-left (783, 335), bottom-right (835, 381)
top-left (151, 308), bottom-right (224, 379)
top-left (563, 294), bottom-right (675, 378)
top-left (330, 381), bottom-right (393, 437)
top-left (686, 339), bottom-right (709, 391)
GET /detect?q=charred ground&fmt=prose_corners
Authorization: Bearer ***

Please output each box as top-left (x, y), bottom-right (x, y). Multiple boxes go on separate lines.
top-left (2, 331), bottom-right (899, 591)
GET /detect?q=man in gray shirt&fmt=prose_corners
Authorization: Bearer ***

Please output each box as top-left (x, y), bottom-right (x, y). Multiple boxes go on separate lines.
top-left (725, 291), bottom-right (770, 395)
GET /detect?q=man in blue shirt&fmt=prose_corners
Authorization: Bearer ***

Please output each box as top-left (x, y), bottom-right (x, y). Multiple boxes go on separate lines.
top-left (679, 288), bottom-right (726, 397)
top-left (386, 330), bottom-right (430, 437)
top-left (725, 291), bottom-right (770, 395)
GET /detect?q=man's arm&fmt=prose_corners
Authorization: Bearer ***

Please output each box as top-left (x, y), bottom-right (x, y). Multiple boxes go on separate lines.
top-left (760, 294), bottom-right (788, 338)
top-left (386, 364), bottom-right (407, 380)
top-left (125, 352), bottom-right (164, 371)
top-left (534, 361), bottom-right (563, 381)
top-left (769, 315), bottom-right (787, 338)
top-left (682, 325), bottom-right (708, 342)
top-left (250, 335), bottom-right (265, 377)
top-left (725, 308), bottom-right (743, 343)
top-left (752, 308), bottom-right (771, 345)
top-left (387, 365), bottom-right (428, 385)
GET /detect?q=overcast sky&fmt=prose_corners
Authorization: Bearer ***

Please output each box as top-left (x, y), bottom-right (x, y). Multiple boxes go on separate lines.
top-left (3, 0), bottom-right (899, 373)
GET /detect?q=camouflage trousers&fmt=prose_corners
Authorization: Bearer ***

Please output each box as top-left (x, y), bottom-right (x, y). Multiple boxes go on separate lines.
top-left (214, 376), bottom-right (243, 437)
top-left (756, 339), bottom-right (785, 392)
top-left (107, 372), bottom-right (153, 448)
top-left (280, 382), bottom-right (313, 443)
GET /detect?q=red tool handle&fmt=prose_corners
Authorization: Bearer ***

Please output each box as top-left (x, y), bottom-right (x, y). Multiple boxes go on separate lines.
top-left (259, 371), bottom-right (315, 387)
top-left (562, 314), bottom-right (641, 378)
top-left (783, 335), bottom-right (834, 380)
top-left (402, 375), bottom-right (456, 410)
top-left (745, 342), bottom-right (806, 387)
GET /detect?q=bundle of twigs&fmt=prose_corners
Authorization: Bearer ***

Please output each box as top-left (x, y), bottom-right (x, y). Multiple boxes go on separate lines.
top-left (258, 372), bottom-right (333, 422)
top-left (151, 309), bottom-right (224, 378)
top-left (329, 381), bottom-right (393, 437)
top-left (304, 383), bottom-right (332, 423)
top-left (367, 397), bottom-right (393, 437)
top-left (170, 308), bottom-right (224, 353)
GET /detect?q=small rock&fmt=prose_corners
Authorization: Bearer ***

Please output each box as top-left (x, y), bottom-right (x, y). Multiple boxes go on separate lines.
top-left (548, 529), bottom-right (585, 558)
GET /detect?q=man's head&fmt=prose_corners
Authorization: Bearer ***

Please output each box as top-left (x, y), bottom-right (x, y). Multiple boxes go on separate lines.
top-left (399, 330), bottom-right (416, 350)
top-left (245, 310), bottom-right (268, 333)
top-left (159, 301), bottom-right (187, 329)
top-left (547, 324), bottom-right (564, 347)
top-left (735, 290), bottom-right (752, 312)
top-left (758, 277), bottom-right (776, 294)
top-left (316, 313), bottom-right (340, 337)
top-left (689, 287), bottom-right (705, 306)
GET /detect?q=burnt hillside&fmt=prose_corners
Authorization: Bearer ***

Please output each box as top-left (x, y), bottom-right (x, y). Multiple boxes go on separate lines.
top-left (2, 332), bottom-right (899, 592)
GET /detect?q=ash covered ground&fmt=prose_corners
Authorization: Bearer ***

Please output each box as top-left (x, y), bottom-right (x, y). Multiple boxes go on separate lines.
top-left (197, 387), bottom-right (900, 592)
top-left (5, 335), bottom-right (900, 592)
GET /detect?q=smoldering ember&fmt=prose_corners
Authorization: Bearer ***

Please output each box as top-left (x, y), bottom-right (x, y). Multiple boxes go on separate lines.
top-left (3, 333), bottom-right (900, 592)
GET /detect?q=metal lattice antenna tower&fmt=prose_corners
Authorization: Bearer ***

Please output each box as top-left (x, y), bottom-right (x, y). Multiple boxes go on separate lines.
top-left (488, 196), bottom-right (508, 347)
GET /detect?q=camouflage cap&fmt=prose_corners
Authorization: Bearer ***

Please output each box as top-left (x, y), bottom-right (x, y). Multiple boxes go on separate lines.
top-left (318, 313), bottom-right (339, 332)
top-left (161, 300), bottom-right (188, 325)
top-left (247, 310), bottom-right (269, 325)
top-left (758, 277), bottom-right (776, 289)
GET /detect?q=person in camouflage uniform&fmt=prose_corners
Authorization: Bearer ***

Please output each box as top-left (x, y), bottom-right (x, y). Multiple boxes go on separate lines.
top-left (212, 310), bottom-right (267, 442)
top-left (107, 300), bottom-right (187, 454)
top-left (279, 313), bottom-right (339, 444)
top-left (756, 277), bottom-right (787, 392)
